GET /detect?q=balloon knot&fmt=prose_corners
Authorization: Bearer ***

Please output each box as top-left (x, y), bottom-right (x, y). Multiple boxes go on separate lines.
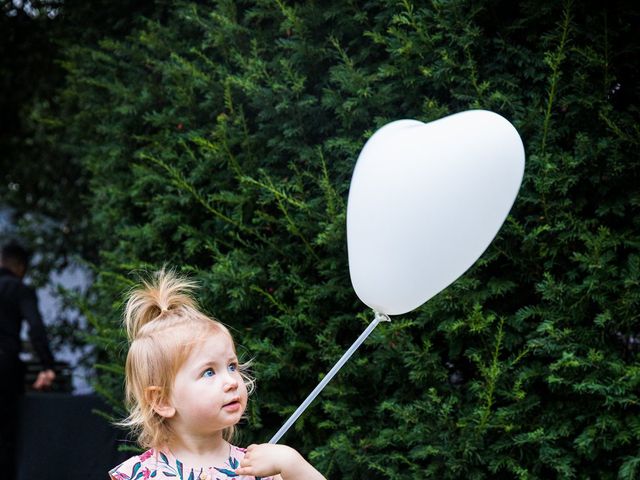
top-left (374, 311), bottom-right (391, 322)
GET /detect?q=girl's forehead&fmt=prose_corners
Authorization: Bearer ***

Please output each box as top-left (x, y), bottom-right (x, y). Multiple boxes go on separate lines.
top-left (189, 332), bottom-right (236, 360)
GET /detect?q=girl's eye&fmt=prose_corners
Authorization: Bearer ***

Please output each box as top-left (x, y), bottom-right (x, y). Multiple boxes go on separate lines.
top-left (202, 368), bottom-right (215, 378)
top-left (228, 363), bottom-right (238, 372)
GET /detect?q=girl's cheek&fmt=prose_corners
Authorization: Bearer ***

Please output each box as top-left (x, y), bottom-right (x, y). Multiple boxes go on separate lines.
top-left (240, 382), bottom-right (249, 401)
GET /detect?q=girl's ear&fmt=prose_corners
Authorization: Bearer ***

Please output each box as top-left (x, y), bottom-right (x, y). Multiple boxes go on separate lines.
top-left (145, 386), bottom-right (176, 418)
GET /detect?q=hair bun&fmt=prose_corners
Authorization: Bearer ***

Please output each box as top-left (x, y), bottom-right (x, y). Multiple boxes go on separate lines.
top-left (123, 268), bottom-right (198, 341)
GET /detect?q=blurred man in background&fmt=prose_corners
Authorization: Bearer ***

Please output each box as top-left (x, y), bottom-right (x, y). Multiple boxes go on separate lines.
top-left (0, 242), bottom-right (56, 477)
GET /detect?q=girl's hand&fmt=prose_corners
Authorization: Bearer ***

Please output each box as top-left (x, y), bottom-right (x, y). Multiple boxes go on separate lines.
top-left (235, 443), bottom-right (325, 480)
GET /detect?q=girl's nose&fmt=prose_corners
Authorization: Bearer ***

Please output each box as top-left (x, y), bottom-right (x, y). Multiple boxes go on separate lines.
top-left (223, 376), bottom-right (238, 391)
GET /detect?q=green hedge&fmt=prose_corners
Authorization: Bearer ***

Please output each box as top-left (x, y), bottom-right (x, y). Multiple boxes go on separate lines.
top-left (44, 1), bottom-right (639, 477)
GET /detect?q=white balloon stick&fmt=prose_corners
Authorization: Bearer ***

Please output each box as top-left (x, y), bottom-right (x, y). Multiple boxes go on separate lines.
top-left (269, 311), bottom-right (390, 444)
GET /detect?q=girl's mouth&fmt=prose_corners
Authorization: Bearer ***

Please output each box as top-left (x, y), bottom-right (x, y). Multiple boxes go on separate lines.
top-left (223, 400), bottom-right (241, 411)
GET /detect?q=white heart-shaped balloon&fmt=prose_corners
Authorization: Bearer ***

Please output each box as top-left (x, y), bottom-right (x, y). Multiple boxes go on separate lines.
top-left (347, 110), bottom-right (525, 315)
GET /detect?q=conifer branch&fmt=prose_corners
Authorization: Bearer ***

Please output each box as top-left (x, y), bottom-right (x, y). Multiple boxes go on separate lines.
top-left (241, 174), bottom-right (308, 211)
top-left (599, 111), bottom-right (640, 146)
top-left (317, 148), bottom-right (345, 219)
top-left (541, 1), bottom-right (572, 154)
top-left (244, 173), bottom-right (319, 261)
top-left (250, 285), bottom-right (292, 314)
top-left (140, 152), bottom-right (244, 229)
top-left (479, 317), bottom-right (505, 430)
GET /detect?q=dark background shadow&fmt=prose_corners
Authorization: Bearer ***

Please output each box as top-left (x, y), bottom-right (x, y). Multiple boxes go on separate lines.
top-left (17, 393), bottom-right (130, 480)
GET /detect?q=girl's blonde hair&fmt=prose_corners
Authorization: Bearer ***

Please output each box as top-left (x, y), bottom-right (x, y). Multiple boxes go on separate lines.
top-left (117, 268), bottom-right (253, 449)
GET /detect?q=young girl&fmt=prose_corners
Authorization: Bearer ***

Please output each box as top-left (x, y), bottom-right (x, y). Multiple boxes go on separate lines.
top-left (109, 269), bottom-right (326, 480)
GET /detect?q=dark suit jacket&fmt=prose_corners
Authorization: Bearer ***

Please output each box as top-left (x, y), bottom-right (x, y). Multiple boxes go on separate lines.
top-left (0, 267), bottom-right (54, 372)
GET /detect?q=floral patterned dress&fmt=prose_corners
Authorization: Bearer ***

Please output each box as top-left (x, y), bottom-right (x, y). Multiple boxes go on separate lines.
top-left (109, 445), bottom-right (274, 480)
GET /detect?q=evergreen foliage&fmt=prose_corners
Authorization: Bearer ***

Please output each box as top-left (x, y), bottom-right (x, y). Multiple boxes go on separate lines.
top-left (35, 0), bottom-right (640, 477)
top-left (0, 0), bottom-right (164, 272)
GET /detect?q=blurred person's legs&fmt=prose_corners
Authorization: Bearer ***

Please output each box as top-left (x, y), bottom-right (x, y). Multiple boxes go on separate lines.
top-left (0, 353), bottom-right (24, 479)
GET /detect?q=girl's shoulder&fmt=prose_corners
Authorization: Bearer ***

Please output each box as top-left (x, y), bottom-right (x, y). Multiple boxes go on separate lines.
top-left (109, 448), bottom-right (159, 480)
